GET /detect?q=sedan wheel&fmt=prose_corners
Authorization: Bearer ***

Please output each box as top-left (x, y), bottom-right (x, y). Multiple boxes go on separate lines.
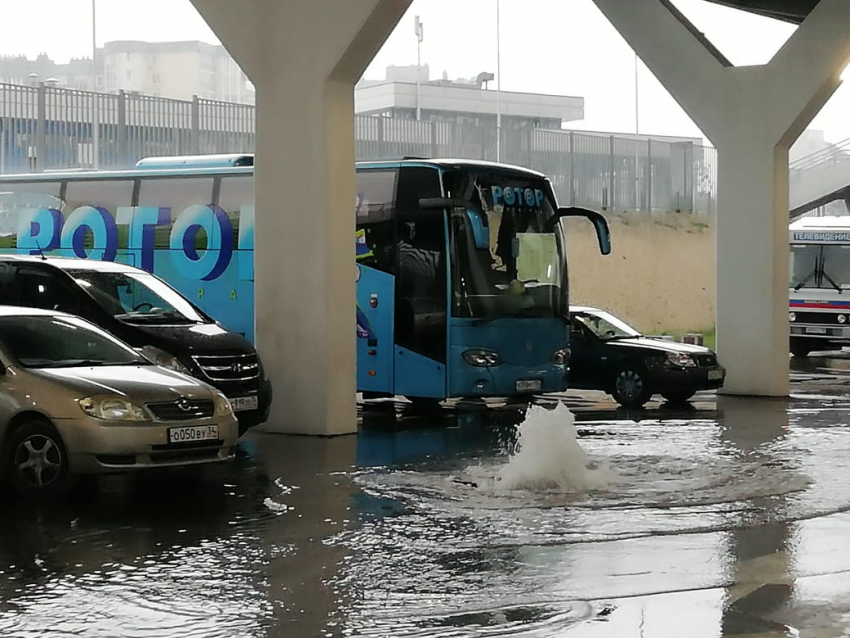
top-left (661, 389), bottom-right (696, 404)
top-left (6, 421), bottom-right (71, 498)
top-left (612, 368), bottom-right (652, 408)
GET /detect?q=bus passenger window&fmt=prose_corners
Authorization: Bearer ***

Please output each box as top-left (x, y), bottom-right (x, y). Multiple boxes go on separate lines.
top-left (355, 170), bottom-right (397, 274)
top-left (218, 176), bottom-right (254, 247)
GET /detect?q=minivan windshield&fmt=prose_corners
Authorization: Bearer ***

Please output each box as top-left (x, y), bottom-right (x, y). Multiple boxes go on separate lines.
top-left (66, 269), bottom-right (207, 325)
top-left (0, 315), bottom-right (147, 368)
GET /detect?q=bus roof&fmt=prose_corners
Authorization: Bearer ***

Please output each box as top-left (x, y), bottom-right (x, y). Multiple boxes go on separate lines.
top-left (790, 216), bottom-right (850, 230)
top-left (790, 216), bottom-right (850, 243)
top-left (135, 153), bottom-right (255, 169)
top-left (0, 155), bottom-right (548, 182)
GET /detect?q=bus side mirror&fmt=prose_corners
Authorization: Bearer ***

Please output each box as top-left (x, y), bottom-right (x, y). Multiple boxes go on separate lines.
top-left (546, 207), bottom-right (612, 256)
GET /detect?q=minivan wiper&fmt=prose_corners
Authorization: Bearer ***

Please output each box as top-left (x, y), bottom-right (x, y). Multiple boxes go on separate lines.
top-left (118, 313), bottom-right (197, 325)
top-left (41, 359), bottom-right (144, 368)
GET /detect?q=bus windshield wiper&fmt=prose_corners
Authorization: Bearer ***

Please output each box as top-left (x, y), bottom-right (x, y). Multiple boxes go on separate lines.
top-left (793, 265), bottom-right (819, 291)
top-left (820, 267), bottom-right (843, 294)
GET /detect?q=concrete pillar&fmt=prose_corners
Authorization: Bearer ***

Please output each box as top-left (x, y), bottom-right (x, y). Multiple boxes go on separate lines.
top-left (191, 0), bottom-right (410, 434)
top-left (592, 0), bottom-right (850, 396)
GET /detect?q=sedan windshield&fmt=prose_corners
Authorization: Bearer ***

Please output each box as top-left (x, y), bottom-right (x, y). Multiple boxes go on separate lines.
top-left (67, 269), bottom-right (207, 325)
top-left (447, 170), bottom-right (566, 319)
top-left (0, 315), bottom-right (147, 368)
top-left (572, 310), bottom-right (641, 341)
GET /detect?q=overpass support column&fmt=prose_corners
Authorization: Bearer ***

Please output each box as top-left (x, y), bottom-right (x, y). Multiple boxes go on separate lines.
top-left (191, 0), bottom-right (409, 434)
top-left (593, 0), bottom-right (850, 396)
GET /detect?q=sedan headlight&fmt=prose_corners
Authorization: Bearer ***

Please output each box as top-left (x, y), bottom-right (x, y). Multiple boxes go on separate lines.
top-left (79, 396), bottom-right (149, 421)
top-left (462, 349), bottom-right (502, 367)
top-left (212, 390), bottom-right (234, 417)
top-left (140, 346), bottom-right (191, 375)
top-left (666, 352), bottom-right (696, 368)
top-left (552, 347), bottom-right (571, 365)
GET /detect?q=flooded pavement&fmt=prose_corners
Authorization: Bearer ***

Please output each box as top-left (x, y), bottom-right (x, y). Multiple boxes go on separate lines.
top-left (3, 354), bottom-right (850, 636)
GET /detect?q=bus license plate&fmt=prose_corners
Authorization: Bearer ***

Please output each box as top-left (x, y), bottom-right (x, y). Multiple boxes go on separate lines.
top-left (708, 370), bottom-right (723, 381)
top-left (229, 396), bottom-right (259, 412)
top-left (516, 380), bottom-right (542, 393)
top-left (168, 425), bottom-right (219, 444)
top-left (805, 327), bottom-right (827, 335)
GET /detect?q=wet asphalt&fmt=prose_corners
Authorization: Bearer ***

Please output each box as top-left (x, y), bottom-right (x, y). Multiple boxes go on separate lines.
top-left (3, 353), bottom-right (850, 637)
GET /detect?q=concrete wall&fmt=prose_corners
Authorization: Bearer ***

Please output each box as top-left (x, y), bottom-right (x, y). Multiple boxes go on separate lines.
top-left (565, 214), bottom-right (715, 334)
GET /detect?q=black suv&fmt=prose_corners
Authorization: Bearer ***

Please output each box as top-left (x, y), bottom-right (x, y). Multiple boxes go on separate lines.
top-left (0, 256), bottom-right (271, 434)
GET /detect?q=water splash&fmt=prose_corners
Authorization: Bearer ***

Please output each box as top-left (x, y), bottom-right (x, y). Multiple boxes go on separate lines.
top-left (492, 403), bottom-right (615, 493)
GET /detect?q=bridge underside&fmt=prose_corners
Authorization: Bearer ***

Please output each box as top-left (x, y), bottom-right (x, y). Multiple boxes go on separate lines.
top-left (705, 0), bottom-right (816, 23)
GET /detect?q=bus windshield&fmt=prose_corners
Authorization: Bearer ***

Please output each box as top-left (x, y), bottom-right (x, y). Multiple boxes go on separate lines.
top-left (790, 244), bottom-right (850, 291)
top-left (446, 170), bottom-right (566, 319)
top-left (66, 269), bottom-right (208, 325)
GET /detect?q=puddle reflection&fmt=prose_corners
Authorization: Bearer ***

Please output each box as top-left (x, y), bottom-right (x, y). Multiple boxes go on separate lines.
top-left (2, 392), bottom-right (850, 636)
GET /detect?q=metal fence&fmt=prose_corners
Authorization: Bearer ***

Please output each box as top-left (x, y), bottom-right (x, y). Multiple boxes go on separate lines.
top-left (0, 81), bottom-right (717, 216)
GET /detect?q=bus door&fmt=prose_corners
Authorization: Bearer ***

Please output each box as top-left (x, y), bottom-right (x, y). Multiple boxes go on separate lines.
top-left (355, 171), bottom-right (397, 394)
top-left (391, 167), bottom-right (448, 399)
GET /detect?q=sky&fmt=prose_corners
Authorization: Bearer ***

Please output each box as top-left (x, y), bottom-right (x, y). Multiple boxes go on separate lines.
top-left (2, 0), bottom-right (849, 147)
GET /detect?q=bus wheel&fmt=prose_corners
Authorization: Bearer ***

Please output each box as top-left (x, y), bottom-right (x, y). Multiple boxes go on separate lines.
top-left (406, 397), bottom-right (442, 411)
top-left (790, 340), bottom-right (813, 358)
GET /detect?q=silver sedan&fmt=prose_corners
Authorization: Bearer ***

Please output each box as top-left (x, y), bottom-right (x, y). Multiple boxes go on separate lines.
top-left (0, 307), bottom-right (239, 498)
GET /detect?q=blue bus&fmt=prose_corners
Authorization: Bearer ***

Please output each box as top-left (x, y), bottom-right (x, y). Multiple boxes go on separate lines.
top-left (0, 154), bottom-right (610, 403)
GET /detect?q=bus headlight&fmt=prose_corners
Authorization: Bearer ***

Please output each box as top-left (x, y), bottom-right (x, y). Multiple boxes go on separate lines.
top-left (789, 312), bottom-right (796, 322)
top-left (552, 348), bottom-right (571, 365)
top-left (839, 315), bottom-right (847, 324)
top-left (462, 349), bottom-right (502, 367)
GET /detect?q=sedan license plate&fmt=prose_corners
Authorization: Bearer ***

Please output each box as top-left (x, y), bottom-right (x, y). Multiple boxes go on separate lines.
top-left (229, 396), bottom-right (259, 412)
top-left (708, 370), bottom-right (723, 381)
top-left (516, 380), bottom-right (542, 393)
top-left (806, 327), bottom-right (827, 335)
top-left (168, 425), bottom-right (219, 444)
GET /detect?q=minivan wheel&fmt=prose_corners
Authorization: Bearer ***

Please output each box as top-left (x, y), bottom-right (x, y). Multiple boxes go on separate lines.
top-left (612, 368), bottom-right (652, 408)
top-left (5, 420), bottom-right (72, 499)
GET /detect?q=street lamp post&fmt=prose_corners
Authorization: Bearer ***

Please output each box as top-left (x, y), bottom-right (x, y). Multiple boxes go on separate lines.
top-left (496, 0), bottom-right (502, 162)
top-left (91, 0), bottom-right (99, 168)
top-left (415, 16), bottom-right (424, 122)
top-left (634, 52), bottom-right (640, 135)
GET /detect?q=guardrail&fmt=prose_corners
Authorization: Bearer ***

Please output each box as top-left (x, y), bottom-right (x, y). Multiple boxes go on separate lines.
top-left (0, 81), bottom-right (717, 216)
